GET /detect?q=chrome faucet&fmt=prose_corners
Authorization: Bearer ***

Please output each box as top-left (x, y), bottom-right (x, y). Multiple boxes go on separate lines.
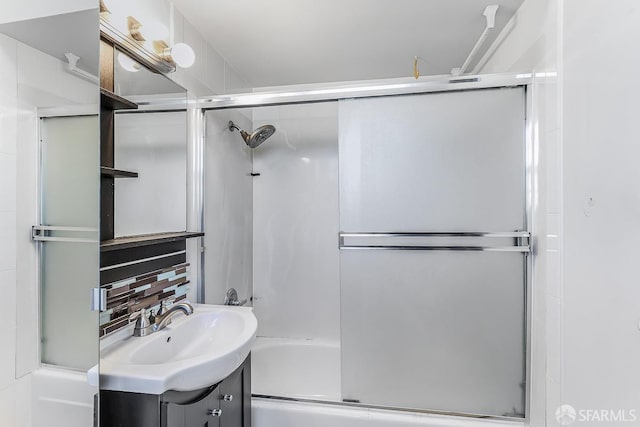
top-left (154, 301), bottom-right (194, 331)
top-left (130, 302), bottom-right (194, 337)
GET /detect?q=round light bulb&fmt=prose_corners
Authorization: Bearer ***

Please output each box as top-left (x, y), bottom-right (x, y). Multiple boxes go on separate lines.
top-left (171, 43), bottom-right (195, 68)
top-left (117, 52), bottom-right (141, 72)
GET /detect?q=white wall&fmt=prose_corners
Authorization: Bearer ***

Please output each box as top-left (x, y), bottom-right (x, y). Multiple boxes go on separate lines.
top-left (0, 0), bottom-right (94, 25)
top-left (481, 0), bottom-right (560, 425)
top-left (562, 0), bottom-right (640, 422)
top-left (0, 31), bottom-right (25, 427)
top-left (252, 103), bottom-right (340, 342)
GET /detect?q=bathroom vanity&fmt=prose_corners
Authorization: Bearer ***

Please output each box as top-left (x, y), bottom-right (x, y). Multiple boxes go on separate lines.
top-left (93, 303), bottom-right (257, 427)
top-left (101, 356), bottom-right (250, 427)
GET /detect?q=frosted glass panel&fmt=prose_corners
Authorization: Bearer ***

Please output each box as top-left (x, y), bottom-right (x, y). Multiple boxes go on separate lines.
top-left (42, 116), bottom-right (100, 227)
top-left (40, 116), bottom-right (99, 369)
top-left (340, 251), bottom-right (525, 416)
top-left (339, 87), bottom-right (525, 232)
top-left (338, 88), bottom-right (527, 417)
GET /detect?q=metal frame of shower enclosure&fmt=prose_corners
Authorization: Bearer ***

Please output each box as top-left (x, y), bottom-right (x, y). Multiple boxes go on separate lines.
top-left (195, 72), bottom-right (536, 423)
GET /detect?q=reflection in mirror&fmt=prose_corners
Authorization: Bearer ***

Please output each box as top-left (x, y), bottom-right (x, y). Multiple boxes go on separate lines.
top-left (97, 28), bottom-right (192, 404)
top-left (114, 48), bottom-right (188, 108)
top-left (0, 6), bottom-right (100, 427)
top-left (109, 48), bottom-right (188, 237)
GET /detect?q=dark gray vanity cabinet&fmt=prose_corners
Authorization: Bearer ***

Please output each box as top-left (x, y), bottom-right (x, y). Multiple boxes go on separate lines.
top-left (101, 356), bottom-right (251, 427)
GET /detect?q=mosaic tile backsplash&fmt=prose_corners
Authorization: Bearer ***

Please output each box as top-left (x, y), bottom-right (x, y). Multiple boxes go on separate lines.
top-left (100, 262), bottom-right (190, 337)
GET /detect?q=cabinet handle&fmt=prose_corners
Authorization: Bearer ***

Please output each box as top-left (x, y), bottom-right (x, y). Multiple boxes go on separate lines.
top-left (220, 394), bottom-right (233, 401)
top-left (208, 409), bottom-right (223, 417)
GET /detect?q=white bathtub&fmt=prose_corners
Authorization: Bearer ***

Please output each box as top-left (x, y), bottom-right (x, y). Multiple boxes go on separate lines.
top-left (251, 337), bottom-right (341, 400)
top-left (32, 366), bottom-right (96, 427)
top-left (250, 338), bottom-right (524, 427)
top-left (252, 399), bottom-right (524, 427)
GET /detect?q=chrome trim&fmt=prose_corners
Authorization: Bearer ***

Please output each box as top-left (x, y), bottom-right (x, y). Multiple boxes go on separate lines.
top-left (31, 225), bottom-right (99, 243)
top-left (98, 250), bottom-right (186, 271)
top-left (91, 288), bottom-right (107, 312)
top-left (339, 231), bottom-right (531, 252)
top-left (208, 409), bottom-right (223, 417)
top-left (252, 395), bottom-right (525, 422)
top-left (198, 73), bottom-right (533, 110)
top-left (523, 80), bottom-right (535, 422)
top-left (191, 108), bottom-right (206, 304)
top-left (33, 236), bottom-right (98, 244)
top-left (340, 231), bottom-right (530, 238)
top-left (33, 226), bottom-right (98, 232)
top-left (340, 246), bottom-right (530, 252)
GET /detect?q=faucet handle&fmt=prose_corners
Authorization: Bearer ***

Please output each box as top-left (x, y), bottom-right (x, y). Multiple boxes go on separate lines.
top-left (224, 288), bottom-right (247, 306)
top-left (157, 300), bottom-right (168, 316)
top-left (130, 308), bottom-right (153, 337)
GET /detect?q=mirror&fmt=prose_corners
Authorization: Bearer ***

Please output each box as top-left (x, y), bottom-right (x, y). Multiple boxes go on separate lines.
top-left (111, 49), bottom-right (188, 238)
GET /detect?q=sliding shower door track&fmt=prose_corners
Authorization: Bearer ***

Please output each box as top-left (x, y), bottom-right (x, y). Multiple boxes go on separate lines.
top-left (251, 394), bottom-right (525, 422)
top-left (199, 72), bottom-right (533, 111)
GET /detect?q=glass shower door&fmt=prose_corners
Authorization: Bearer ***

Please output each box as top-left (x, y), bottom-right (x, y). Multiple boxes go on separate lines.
top-left (338, 87), bottom-right (528, 417)
top-left (35, 115), bottom-right (100, 370)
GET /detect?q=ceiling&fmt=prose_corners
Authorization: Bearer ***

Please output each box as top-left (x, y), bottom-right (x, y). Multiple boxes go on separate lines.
top-left (171, 0), bottom-right (525, 88)
top-left (0, 9), bottom-right (99, 76)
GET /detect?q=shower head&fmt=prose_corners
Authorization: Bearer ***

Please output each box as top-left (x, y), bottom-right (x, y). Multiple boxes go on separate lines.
top-left (228, 121), bottom-right (276, 148)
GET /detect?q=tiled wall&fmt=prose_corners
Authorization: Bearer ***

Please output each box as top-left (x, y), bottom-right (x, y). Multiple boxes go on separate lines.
top-left (100, 263), bottom-right (191, 336)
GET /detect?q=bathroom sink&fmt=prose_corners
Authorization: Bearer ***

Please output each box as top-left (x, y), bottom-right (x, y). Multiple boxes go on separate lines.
top-left (88, 304), bottom-right (257, 394)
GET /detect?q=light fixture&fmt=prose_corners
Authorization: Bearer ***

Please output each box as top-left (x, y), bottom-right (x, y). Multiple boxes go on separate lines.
top-left (154, 41), bottom-right (195, 68)
top-left (127, 16), bottom-right (145, 41)
top-left (117, 52), bottom-right (141, 72)
top-left (99, 0), bottom-right (110, 16)
top-left (127, 17), bottom-right (168, 44)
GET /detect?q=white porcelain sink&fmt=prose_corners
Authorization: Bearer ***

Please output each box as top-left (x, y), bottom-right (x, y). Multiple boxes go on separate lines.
top-left (88, 304), bottom-right (257, 394)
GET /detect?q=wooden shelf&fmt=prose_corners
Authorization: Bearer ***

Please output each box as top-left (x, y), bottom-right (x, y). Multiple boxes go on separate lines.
top-left (100, 167), bottom-right (138, 178)
top-left (100, 88), bottom-right (138, 111)
top-left (101, 232), bottom-right (204, 252)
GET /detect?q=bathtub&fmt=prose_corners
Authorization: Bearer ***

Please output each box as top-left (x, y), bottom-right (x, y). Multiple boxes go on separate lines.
top-left (251, 337), bottom-right (341, 400)
top-left (32, 366), bottom-right (96, 427)
top-left (250, 337), bottom-right (524, 427)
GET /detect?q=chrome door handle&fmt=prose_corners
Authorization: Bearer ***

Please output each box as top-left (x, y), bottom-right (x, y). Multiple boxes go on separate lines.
top-left (208, 409), bottom-right (223, 417)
